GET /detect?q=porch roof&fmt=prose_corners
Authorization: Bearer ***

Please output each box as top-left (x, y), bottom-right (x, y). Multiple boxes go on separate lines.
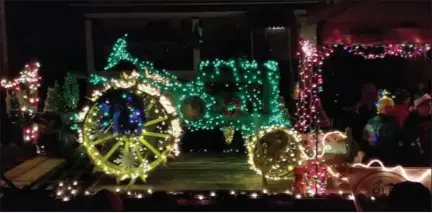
top-left (67, 0), bottom-right (317, 14)
top-left (305, 0), bottom-right (432, 45)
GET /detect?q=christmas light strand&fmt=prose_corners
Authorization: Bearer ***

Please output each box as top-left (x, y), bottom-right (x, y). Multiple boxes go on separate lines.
top-left (1, 62), bottom-right (42, 115)
top-left (1, 62), bottom-right (42, 145)
top-left (295, 41), bottom-right (430, 195)
top-left (245, 126), bottom-right (303, 180)
top-left (99, 34), bottom-right (291, 136)
top-left (74, 72), bottom-right (183, 183)
top-left (54, 180), bottom-right (362, 203)
top-left (297, 131), bottom-right (348, 196)
top-left (78, 34), bottom-right (299, 181)
top-left (352, 159), bottom-right (431, 183)
top-left (295, 42), bottom-right (431, 133)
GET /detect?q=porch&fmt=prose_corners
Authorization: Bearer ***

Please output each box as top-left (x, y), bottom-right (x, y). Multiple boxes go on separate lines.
top-left (75, 2), bottom-right (307, 83)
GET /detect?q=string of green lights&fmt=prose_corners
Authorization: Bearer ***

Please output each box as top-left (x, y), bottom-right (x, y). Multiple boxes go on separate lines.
top-left (91, 34), bottom-right (291, 135)
top-left (74, 34), bottom-right (300, 182)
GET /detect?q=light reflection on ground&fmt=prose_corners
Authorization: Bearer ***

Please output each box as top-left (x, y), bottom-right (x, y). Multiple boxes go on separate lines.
top-left (92, 154), bottom-right (294, 192)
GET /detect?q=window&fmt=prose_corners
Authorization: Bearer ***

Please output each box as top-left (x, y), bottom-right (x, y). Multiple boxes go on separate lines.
top-left (92, 19), bottom-right (193, 71)
top-left (199, 16), bottom-right (251, 60)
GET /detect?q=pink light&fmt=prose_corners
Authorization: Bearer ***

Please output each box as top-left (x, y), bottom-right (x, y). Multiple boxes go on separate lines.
top-left (352, 159), bottom-right (431, 183)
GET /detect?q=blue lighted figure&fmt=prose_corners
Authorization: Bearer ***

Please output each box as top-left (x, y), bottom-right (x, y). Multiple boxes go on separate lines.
top-left (131, 108), bottom-right (144, 132)
top-left (98, 102), bottom-right (112, 127)
top-left (112, 103), bottom-right (122, 133)
top-left (110, 93), bottom-right (146, 134)
top-left (101, 101), bottom-right (110, 114)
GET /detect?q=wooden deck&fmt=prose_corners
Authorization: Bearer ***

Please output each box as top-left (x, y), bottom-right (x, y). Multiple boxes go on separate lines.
top-left (1, 154), bottom-right (294, 192)
top-left (1, 156), bottom-right (66, 189)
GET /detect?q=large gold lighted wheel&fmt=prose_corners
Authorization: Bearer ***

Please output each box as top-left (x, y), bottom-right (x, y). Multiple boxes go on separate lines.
top-left (80, 85), bottom-right (182, 182)
top-left (246, 126), bottom-right (303, 180)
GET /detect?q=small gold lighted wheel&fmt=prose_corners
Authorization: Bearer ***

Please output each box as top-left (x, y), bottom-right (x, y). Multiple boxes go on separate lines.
top-left (180, 96), bottom-right (206, 121)
top-left (80, 86), bottom-right (182, 182)
top-left (246, 126), bottom-right (303, 180)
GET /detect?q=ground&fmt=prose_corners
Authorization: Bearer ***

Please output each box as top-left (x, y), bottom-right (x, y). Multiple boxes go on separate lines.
top-left (1, 152), bottom-right (293, 192)
top-left (91, 154), bottom-right (293, 192)
top-left (0, 144), bottom-right (35, 171)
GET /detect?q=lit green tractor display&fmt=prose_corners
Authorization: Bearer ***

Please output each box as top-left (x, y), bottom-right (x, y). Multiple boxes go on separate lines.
top-left (74, 35), bottom-right (303, 184)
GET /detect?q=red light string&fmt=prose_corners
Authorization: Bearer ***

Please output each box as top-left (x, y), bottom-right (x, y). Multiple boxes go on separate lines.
top-left (295, 42), bottom-right (430, 196)
top-left (1, 62), bottom-right (42, 114)
top-left (295, 40), bottom-right (334, 133)
top-left (1, 62), bottom-right (42, 146)
top-left (295, 42), bottom-right (431, 133)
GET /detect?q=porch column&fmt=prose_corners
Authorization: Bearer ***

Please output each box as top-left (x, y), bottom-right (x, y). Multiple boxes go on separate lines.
top-left (299, 24), bottom-right (317, 45)
top-left (192, 18), bottom-right (200, 72)
top-left (250, 30), bottom-right (254, 59)
top-left (0, 0), bottom-right (8, 75)
top-left (0, 0), bottom-right (6, 145)
top-left (85, 19), bottom-right (95, 73)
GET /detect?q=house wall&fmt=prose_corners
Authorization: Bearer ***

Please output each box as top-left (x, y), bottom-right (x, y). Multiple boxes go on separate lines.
top-left (83, 9), bottom-right (300, 81)
top-left (2, 1), bottom-right (314, 107)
